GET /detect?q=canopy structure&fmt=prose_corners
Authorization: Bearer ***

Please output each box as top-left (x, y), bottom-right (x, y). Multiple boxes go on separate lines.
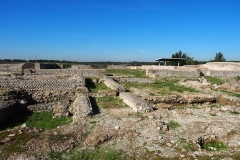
top-left (155, 58), bottom-right (187, 66)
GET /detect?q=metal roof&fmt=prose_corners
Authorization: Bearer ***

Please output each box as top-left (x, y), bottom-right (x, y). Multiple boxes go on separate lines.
top-left (155, 58), bottom-right (187, 61)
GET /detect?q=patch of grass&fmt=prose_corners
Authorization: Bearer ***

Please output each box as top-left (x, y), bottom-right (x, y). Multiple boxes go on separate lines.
top-left (236, 76), bottom-right (240, 80)
top-left (210, 113), bottom-right (217, 116)
top-left (106, 69), bottom-right (148, 78)
top-left (0, 131), bottom-right (34, 159)
top-left (205, 77), bottom-right (224, 85)
top-left (26, 111), bottom-right (72, 129)
top-left (85, 78), bottom-right (109, 93)
top-left (177, 138), bottom-right (196, 151)
top-left (48, 148), bottom-right (122, 160)
top-left (123, 80), bottom-right (197, 95)
top-left (167, 120), bottom-right (181, 129)
top-left (203, 140), bottom-right (227, 151)
top-left (221, 90), bottom-right (240, 98)
top-left (96, 96), bottom-right (129, 109)
top-left (209, 104), bottom-right (221, 109)
top-left (230, 111), bottom-right (240, 115)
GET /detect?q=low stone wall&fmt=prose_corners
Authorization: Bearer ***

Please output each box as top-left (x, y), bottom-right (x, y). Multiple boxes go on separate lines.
top-left (0, 64), bottom-right (23, 73)
top-left (71, 65), bottom-right (92, 69)
top-left (0, 77), bottom-right (85, 91)
top-left (112, 77), bottom-right (155, 84)
top-left (103, 77), bottom-right (125, 92)
top-left (119, 92), bottom-right (153, 112)
top-left (0, 100), bottom-right (18, 122)
top-left (147, 94), bottom-right (216, 105)
top-left (147, 69), bottom-right (200, 78)
top-left (30, 69), bottom-right (106, 77)
top-left (27, 100), bottom-right (69, 112)
top-left (107, 65), bottom-right (128, 69)
top-left (143, 65), bottom-right (177, 70)
top-left (71, 93), bottom-right (92, 123)
top-left (209, 70), bottom-right (240, 77)
top-left (35, 63), bottom-right (62, 69)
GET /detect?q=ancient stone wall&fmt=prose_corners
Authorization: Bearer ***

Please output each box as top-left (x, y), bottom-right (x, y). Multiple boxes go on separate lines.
top-left (71, 65), bottom-right (92, 69)
top-left (0, 77), bottom-right (85, 91)
top-left (209, 70), bottom-right (240, 77)
top-left (147, 69), bottom-right (200, 78)
top-left (71, 93), bottom-right (92, 123)
top-left (107, 65), bottom-right (128, 69)
top-left (0, 64), bottom-right (23, 73)
top-left (30, 69), bottom-right (106, 77)
top-left (142, 65), bottom-right (177, 70)
top-left (103, 77), bottom-right (125, 92)
top-left (119, 92), bottom-right (153, 112)
top-left (112, 77), bottom-right (155, 84)
top-left (26, 100), bottom-right (69, 112)
top-left (34, 63), bottom-right (62, 69)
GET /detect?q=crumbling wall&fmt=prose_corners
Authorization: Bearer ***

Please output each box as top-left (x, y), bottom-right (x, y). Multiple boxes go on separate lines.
top-left (119, 92), bottom-right (153, 112)
top-left (34, 63), bottom-right (62, 69)
top-left (0, 77), bottom-right (85, 91)
top-left (71, 65), bottom-right (92, 69)
top-left (30, 69), bottom-right (106, 77)
top-left (71, 93), bottom-right (92, 123)
top-left (27, 100), bottom-right (69, 112)
top-left (209, 70), bottom-right (240, 77)
top-left (0, 64), bottom-right (23, 73)
top-left (112, 77), bottom-right (155, 84)
top-left (103, 77), bottom-right (125, 92)
top-left (147, 69), bottom-right (200, 78)
top-left (107, 65), bottom-right (128, 69)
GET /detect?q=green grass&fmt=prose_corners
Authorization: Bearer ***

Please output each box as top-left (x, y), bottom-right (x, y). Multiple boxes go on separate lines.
top-left (26, 111), bottom-right (72, 129)
top-left (236, 76), bottom-right (240, 80)
top-left (96, 96), bottom-right (129, 108)
top-left (210, 113), bottom-right (217, 116)
top-left (48, 148), bottom-right (123, 160)
top-left (177, 138), bottom-right (196, 151)
top-left (123, 80), bottom-right (197, 95)
top-left (230, 111), bottom-right (240, 115)
top-left (85, 78), bottom-right (109, 93)
top-left (203, 140), bottom-right (227, 151)
top-left (167, 120), bottom-right (181, 129)
top-left (221, 90), bottom-right (240, 98)
top-left (205, 77), bottom-right (224, 85)
top-left (106, 69), bottom-right (148, 78)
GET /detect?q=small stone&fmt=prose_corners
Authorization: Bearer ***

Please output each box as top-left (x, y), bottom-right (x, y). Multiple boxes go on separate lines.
top-left (166, 143), bottom-right (172, 147)
top-left (1, 138), bottom-right (11, 144)
top-left (115, 126), bottom-right (120, 130)
top-left (8, 134), bottom-right (15, 137)
top-left (21, 123), bottom-right (27, 128)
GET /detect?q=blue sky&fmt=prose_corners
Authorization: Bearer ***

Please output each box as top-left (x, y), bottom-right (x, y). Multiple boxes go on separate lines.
top-left (0, 0), bottom-right (240, 62)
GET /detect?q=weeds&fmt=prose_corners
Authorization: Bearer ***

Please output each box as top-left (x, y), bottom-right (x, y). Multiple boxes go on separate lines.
top-left (210, 113), bottom-right (217, 116)
top-left (167, 120), bottom-right (181, 129)
top-left (96, 96), bottom-right (128, 109)
top-left (205, 77), bottom-right (224, 85)
top-left (203, 140), bottom-right (227, 151)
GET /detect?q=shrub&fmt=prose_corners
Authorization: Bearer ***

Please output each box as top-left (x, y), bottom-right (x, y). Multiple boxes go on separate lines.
top-left (203, 141), bottom-right (227, 151)
top-left (167, 120), bottom-right (181, 129)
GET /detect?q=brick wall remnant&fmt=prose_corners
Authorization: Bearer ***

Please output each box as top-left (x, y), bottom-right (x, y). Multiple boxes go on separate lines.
top-left (71, 93), bottom-right (92, 123)
top-left (119, 92), bottom-right (153, 112)
top-left (103, 77), bottom-right (125, 92)
top-left (53, 101), bottom-right (70, 117)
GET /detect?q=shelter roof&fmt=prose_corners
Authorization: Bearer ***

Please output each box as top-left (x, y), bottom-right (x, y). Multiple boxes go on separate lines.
top-left (155, 58), bottom-right (187, 61)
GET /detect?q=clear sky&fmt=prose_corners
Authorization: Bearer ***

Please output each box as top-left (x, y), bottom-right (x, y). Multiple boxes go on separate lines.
top-left (1, 0), bottom-right (240, 62)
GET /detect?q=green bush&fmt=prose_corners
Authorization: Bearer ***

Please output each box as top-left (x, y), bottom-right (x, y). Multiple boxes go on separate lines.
top-left (205, 77), bottom-right (224, 85)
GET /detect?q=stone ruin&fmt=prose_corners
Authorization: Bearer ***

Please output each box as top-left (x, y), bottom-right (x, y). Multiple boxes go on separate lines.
top-left (1, 61), bottom-right (240, 124)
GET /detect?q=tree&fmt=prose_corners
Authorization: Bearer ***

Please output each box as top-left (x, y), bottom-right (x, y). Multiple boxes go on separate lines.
top-left (171, 50), bottom-right (196, 66)
top-left (214, 52), bottom-right (226, 62)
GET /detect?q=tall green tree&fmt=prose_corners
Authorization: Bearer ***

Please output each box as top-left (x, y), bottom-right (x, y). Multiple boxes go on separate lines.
top-left (171, 50), bottom-right (196, 66)
top-left (214, 52), bottom-right (226, 62)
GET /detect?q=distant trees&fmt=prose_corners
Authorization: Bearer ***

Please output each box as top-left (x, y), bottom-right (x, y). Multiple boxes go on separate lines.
top-left (171, 50), bottom-right (197, 66)
top-left (214, 52), bottom-right (226, 62)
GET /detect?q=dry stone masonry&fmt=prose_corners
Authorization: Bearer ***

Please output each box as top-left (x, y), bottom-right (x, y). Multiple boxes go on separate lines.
top-left (71, 93), bottom-right (93, 123)
top-left (119, 92), bottom-right (153, 112)
top-left (103, 77), bottom-right (126, 92)
top-left (112, 77), bottom-right (155, 84)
